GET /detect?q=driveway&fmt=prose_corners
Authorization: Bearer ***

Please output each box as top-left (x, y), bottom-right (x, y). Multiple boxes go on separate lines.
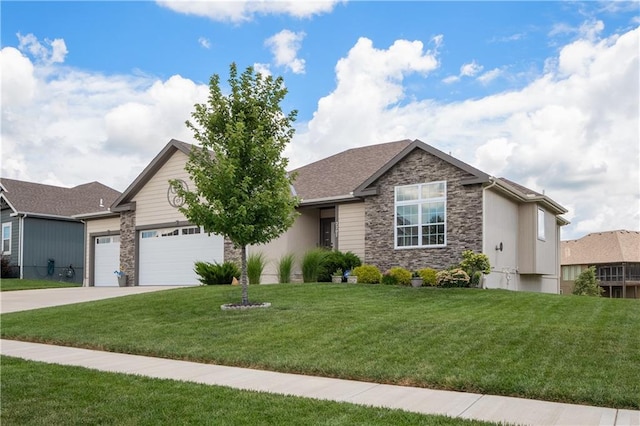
top-left (0, 286), bottom-right (182, 314)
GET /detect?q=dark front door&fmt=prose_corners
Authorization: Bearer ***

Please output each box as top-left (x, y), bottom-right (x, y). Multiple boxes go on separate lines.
top-left (320, 218), bottom-right (335, 249)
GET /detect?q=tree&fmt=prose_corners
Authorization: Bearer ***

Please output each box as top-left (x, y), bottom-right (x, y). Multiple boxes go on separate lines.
top-left (171, 63), bottom-right (298, 305)
top-left (572, 266), bottom-right (603, 296)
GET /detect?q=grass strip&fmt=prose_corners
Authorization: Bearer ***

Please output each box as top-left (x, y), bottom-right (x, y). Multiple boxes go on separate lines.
top-left (0, 356), bottom-right (494, 426)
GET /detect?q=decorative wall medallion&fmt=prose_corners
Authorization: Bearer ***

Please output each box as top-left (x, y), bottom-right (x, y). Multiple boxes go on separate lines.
top-left (167, 179), bottom-right (188, 208)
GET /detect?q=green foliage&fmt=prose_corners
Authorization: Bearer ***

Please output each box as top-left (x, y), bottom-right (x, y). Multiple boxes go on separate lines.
top-left (459, 250), bottom-right (491, 287)
top-left (247, 252), bottom-right (267, 285)
top-left (388, 267), bottom-right (412, 286)
top-left (418, 268), bottom-right (438, 286)
top-left (572, 266), bottom-right (603, 297)
top-left (194, 261), bottom-right (240, 285)
top-left (276, 253), bottom-right (296, 284)
top-left (352, 264), bottom-right (382, 284)
top-left (301, 248), bottom-right (329, 283)
top-left (317, 250), bottom-right (362, 282)
top-left (436, 268), bottom-right (470, 288)
top-left (380, 271), bottom-right (397, 285)
top-left (170, 63), bottom-right (299, 304)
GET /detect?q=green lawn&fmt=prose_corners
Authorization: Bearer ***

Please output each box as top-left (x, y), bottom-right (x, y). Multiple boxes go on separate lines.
top-left (1, 356), bottom-right (493, 426)
top-left (1, 278), bottom-right (82, 291)
top-left (2, 284), bottom-right (639, 409)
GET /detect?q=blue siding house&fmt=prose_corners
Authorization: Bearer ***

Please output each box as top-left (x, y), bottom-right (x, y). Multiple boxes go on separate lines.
top-left (0, 178), bottom-right (120, 283)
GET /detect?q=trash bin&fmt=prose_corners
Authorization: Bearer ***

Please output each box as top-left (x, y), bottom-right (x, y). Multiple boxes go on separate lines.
top-left (117, 274), bottom-right (127, 287)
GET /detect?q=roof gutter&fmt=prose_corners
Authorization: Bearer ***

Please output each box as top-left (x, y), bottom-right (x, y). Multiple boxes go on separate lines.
top-left (72, 210), bottom-right (119, 220)
top-left (298, 193), bottom-right (358, 207)
top-left (9, 211), bottom-right (82, 222)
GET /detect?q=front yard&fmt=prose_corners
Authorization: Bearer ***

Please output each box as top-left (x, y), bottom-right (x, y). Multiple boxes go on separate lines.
top-left (1, 278), bottom-right (82, 291)
top-left (1, 284), bottom-right (639, 409)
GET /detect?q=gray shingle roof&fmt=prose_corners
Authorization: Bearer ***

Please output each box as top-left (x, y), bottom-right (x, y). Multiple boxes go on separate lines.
top-left (561, 230), bottom-right (640, 265)
top-left (0, 177), bottom-right (121, 217)
top-left (290, 139), bottom-right (413, 201)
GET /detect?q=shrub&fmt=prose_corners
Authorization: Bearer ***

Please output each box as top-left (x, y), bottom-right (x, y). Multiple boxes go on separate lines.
top-left (380, 271), bottom-right (397, 285)
top-left (247, 252), bottom-right (267, 285)
top-left (276, 253), bottom-right (296, 284)
top-left (1, 255), bottom-right (18, 279)
top-left (194, 261), bottom-right (240, 285)
top-left (388, 266), bottom-right (411, 286)
top-left (418, 268), bottom-right (438, 286)
top-left (460, 250), bottom-right (491, 287)
top-left (301, 248), bottom-right (329, 283)
top-left (436, 268), bottom-right (470, 288)
top-left (572, 266), bottom-right (603, 296)
top-left (317, 250), bottom-right (362, 282)
top-left (352, 264), bottom-right (381, 284)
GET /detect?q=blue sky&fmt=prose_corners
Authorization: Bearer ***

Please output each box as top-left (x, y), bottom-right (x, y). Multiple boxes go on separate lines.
top-left (1, 1), bottom-right (639, 239)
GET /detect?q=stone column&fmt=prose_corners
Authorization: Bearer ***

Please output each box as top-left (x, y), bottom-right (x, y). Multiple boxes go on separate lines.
top-left (119, 211), bottom-right (136, 286)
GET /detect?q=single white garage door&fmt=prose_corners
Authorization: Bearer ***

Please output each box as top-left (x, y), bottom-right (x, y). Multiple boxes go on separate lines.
top-left (94, 235), bottom-right (120, 286)
top-left (139, 226), bottom-right (224, 286)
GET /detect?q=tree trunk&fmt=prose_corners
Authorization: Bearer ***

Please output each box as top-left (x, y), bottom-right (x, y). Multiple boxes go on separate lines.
top-left (241, 244), bottom-right (249, 305)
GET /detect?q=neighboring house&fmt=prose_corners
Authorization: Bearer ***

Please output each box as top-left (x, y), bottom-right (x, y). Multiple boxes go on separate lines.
top-left (80, 138), bottom-right (569, 293)
top-left (0, 177), bottom-right (120, 282)
top-left (561, 230), bottom-right (640, 298)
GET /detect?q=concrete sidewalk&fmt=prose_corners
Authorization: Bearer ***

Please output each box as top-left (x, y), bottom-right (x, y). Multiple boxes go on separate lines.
top-left (2, 339), bottom-right (638, 426)
top-left (0, 286), bottom-right (182, 313)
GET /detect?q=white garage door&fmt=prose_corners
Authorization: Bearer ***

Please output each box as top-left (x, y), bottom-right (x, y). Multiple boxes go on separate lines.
top-left (94, 236), bottom-right (120, 286)
top-left (139, 226), bottom-right (224, 286)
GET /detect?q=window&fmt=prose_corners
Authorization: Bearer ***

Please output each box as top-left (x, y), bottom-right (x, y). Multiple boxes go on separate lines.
top-left (537, 208), bottom-right (546, 241)
top-left (182, 227), bottom-right (201, 235)
top-left (561, 265), bottom-right (582, 281)
top-left (141, 231), bottom-right (158, 239)
top-left (2, 223), bottom-right (11, 254)
top-left (395, 181), bottom-right (446, 248)
top-left (161, 229), bottom-right (179, 237)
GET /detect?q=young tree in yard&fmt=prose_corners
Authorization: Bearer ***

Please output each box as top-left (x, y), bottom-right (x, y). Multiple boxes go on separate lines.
top-left (572, 266), bottom-right (604, 296)
top-left (171, 63), bottom-right (298, 306)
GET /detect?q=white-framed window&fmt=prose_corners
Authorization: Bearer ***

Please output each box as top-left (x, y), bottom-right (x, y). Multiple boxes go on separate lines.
top-left (537, 208), bottom-right (546, 241)
top-left (182, 227), bottom-right (201, 235)
top-left (2, 222), bottom-right (11, 254)
top-left (395, 181), bottom-right (446, 248)
top-left (96, 235), bottom-right (120, 245)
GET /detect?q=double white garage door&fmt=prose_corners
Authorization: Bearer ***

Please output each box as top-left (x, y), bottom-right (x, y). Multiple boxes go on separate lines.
top-left (94, 226), bottom-right (224, 286)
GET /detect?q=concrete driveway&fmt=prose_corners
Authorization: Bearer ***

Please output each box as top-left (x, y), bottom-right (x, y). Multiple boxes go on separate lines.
top-left (0, 286), bottom-right (182, 314)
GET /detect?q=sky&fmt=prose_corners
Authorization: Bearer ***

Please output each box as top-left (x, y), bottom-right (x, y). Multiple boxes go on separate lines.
top-left (1, 1), bottom-right (638, 240)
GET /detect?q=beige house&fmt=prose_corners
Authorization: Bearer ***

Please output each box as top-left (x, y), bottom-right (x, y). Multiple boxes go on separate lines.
top-left (561, 230), bottom-right (640, 298)
top-left (78, 138), bottom-right (569, 293)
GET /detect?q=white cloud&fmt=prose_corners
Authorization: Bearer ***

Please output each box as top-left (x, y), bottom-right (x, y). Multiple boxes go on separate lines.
top-left (477, 68), bottom-right (503, 84)
top-left (17, 32), bottom-right (67, 65)
top-left (156, 0), bottom-right (343, 23)
top-left (442, 75), bottom-right (459, 84)
top-left (292, 26), bottom-right (639, 238)
top-left (265, 30), bottom-right (306, 74)
top-left (198, 37), bottom-right (211, 49)
top-left (1, 35), bottom-right (208, 191)
top-left (253, 63), bottom-right (272, 76)
top-left (460, 60), bottom-right (483, 77)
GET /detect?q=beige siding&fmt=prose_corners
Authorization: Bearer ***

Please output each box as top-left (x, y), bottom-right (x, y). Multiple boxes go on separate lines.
top-left (337, 202), bottom-right (365, 259)
top-left (250, 209), bottom-right (319, 283)
top-left (83, 216), bottom-right (120, 285)
top-left (483, 189), bottom-right (519, 290)
top-left (133, 151), bottom-right (193, 227)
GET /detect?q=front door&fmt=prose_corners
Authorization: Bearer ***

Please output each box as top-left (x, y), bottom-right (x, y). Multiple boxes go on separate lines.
top-left (320, 218), bottom-right (335, 249)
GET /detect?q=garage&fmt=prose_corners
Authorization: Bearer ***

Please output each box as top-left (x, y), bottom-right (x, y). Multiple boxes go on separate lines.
top-left (138, 225), bottom-right (224, 286)
top-left (94, 235), bottom-right (120, 286)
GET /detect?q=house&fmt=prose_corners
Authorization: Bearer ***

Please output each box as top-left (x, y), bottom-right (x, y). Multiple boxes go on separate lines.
top-left (561, 230), bottom-right (640, 298)
top-left (0, 178), bottom-right (120, 282)
top-left (79, 138), bottom-right (569, 293)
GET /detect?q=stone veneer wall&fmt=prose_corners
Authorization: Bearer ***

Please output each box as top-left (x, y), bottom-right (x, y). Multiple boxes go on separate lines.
top-left (119, 211), bottom-right (136, 286)
top-left (364, 149), bottom-right (484, 272)
top-left (224, 238), bottom-right (242, 265)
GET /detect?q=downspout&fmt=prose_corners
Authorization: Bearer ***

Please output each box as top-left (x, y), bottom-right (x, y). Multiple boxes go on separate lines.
top-left (19, 214), bottom-right (26, 279)
top-left (80, 219), bottom-right (87, 287)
